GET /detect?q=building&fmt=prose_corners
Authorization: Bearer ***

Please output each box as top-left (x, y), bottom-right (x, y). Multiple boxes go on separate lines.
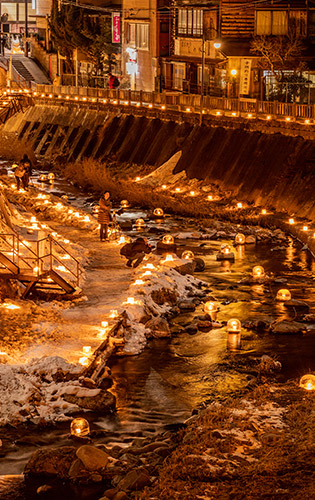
top-left (123, 0), bottom-right (170, 91)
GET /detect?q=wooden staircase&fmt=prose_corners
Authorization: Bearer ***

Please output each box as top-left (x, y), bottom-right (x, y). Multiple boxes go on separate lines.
top-left (0, 233), bottom-right (81, 299)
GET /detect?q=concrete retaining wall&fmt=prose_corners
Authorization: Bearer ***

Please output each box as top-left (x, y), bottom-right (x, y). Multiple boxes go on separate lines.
top-left (3, 101), bottom-right (315, 220)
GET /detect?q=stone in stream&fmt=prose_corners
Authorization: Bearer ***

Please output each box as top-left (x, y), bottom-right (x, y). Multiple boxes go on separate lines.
top-left (283, 299), bottom-right (310, 312)
top-left (178, 301), bottom-right (196, 312)
top-left (145, 317), bottom-right (170, 338)
top-left (245, 235), bottom-right (256, 244)
top-left (62, 388), bottom-right (116, 412)
top-left (270, 320), bottom-right (306, 334)
top-left (76, 445), bottom-right (110, 470)
top-left (24, 446), bottom-right (77, 479)
top-left (175, 261), bottom-right (196, 275)
top-left (117, 468), bottom-right (151, 492)
top-left (193, 257), bottom-right (205, 272)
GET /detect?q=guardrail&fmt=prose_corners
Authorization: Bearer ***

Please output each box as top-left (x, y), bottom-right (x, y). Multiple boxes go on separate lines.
top-left (16, 84), bottom-right (315, 123)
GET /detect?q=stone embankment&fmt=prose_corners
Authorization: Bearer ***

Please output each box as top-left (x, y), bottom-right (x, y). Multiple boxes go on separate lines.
top-left (3, 100), bottom-right (315, 222)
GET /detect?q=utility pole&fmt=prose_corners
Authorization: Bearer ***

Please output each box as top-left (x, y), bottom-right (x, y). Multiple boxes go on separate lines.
top-left (24, 0), bottom-right (28, 57)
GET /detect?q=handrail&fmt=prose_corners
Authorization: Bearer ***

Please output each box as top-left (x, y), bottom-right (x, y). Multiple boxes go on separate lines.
top-left (0, 233), bottom-right (81, 286)
top-left (32, 84), bottom-right (315, 122)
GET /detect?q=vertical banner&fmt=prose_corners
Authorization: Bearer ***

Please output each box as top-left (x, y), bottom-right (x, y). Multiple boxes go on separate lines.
top-left (240, 59), bottom-right (252, 95)
top-left (112, 12), bottom-right (121, 43)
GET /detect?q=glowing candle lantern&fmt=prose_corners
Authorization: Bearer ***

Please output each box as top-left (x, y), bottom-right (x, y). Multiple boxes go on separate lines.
top-left (142, 270), bottom-right (152, 277)
top-left (133, 279), bottom-right (145, 286)
top-left (221, 245), bottom-right (232, 255)
top-left (190, 191), bottom-right (195, 196)
top-left (162, 185), bottom-right (167, 189)
top-left (161, 105), bottom-right (166, 110)
top-left (302, 226), bottom-right (308, 231)
top-left (83, 216), bottom-right (90, 222)
top-left (30, 216), bottom-right (37, 223)
top-left (235, 233), bottom-right (246, 245)
top-left (135, 218), bottom-right (145, 228)
top-left (276, 289), bottom-right (291, 301)
top-left (207, 195), bottom-right (213, 201)
top-left (33, 266), bottom-right (40, 276)
top-left (289, 218), bottom-right (295, 225)
top-left (109, 309), bottom-right (118, 318)
top-left (148, 104), bottom-right (153, 108)
top-left (236, 202), bottom-right (243, 209)
top-left (39, 175), bottom-right (47, 181)
top-left (204, 301), bottom-right (218, 314)
top-left (121, 200), bottom-right (129, 208)
top-left (101, 321), bottom-right (108, 328)
top-left (48, 172), bottom-right (55, 180)
top-left (135, 177), bottom-right (141, 182)
top-left (70, 418), bottom-right (90, 437)
top-left (252, 265), bottom-right (265, 279)
top-left (181, 250), bottom-right (194, 260)
top-left (216, 111), bottom-right (221, 116)
top-left (162, 234), bottom-right (174, 245)
top-left (175, 188), bottom-right (181, 192)
top-left (153, 208), bottom-right (164, 217)
top-left (56, 203), bottom-right (63, 209)
top-left (299, 374), bottom-right (315, 391)
top-left (144, 263), bottom-right (155, 269)
top-left (164, 254), bottom-right (174, 262)
top-left (227, 318), bottom-right (241, 333)
top-left (82, 346), bottom-right (92, 355)
top-left (126, 297), bottom-right (135, 304)
top-left (79, 356), bottom-right (89, 366)
top-left (261, 209), bottom-right (267, 215)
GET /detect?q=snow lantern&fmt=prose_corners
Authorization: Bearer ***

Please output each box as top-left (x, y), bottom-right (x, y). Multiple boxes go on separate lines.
top-left (221, 245), bottom-right (232, 255)
top-left (276, 289), bottom-right (291, 301)
top-left (48, 172), bottom-right (55, 180)
top-left (39, 174), bottom-right (47, 181)
top-left (153, 208), bottom-right (164, 217)
top-left (120, 200), bottom-right (129, 208)
top-left (261, 209), bottom-right (267, 215)
top-left (252, 265), bottom-right (265, 279)
top-left (235, 233), bottom-right (246, 245)
top-left (135, 218), bottom-right (145, 228)
top-left (236, 202), bottom-right (243, 209)
top-left (288, 218), bottom-right (295, 225)
top-left (227, 318), bottom-right (241, 333)
top-left (162, 234), bottom-right (174, 245)
top-left (181, 250), bottom-right (194, 260)
top-left (204, 301), bottom-right (218, 314)
top-left (70, 418), bottom-right (90, 437)
top-left (299, 374), bottom-right (315, 391)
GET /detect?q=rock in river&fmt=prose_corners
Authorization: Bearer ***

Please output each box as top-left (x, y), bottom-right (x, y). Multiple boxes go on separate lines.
top-left (76, 445), bottom-right (109, 470)
top-left (63, 387), bottom-right (116, 412)
top-left (270, 320), bottom-right (306, 334)
top-left (24, 446), bottom-right (76, 479)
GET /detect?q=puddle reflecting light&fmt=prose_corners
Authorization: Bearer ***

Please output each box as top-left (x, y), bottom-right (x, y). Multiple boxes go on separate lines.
top-left (227, 333), bottom-right (241, 351)
top-left (252, 265), bottom-right (265, 278)
top-left (276, 289), bottom-right (291, 301)
top-left (181, 250), bottom-right (194, 260)
top-left (235, 233), bottom-right (245, 245)
top-left (299, 374), bottom-right (315, 391)
top-left (162, 234), bottom-right (174, 245)
top-left (70, 418), bottom-right (90, 437)
top-left (142, 270), bottom-right (152, 277)
top-left (227, 318), bottom-right (241, 333)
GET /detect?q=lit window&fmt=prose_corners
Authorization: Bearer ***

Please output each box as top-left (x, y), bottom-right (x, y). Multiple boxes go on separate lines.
top-left (177, 8), bottom-right (203, 36)
top-left (128, 23), bottom-right (149, 50)
top-left (256, 10), bottom-right (288, 35)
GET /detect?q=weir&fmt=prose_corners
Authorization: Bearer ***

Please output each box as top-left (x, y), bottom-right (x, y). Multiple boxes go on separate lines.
top-left (2, 95), bottom-right (315, 220)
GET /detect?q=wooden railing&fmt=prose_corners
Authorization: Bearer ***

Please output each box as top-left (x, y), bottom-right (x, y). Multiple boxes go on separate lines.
top-left (33, 84), bottom-right (315, 122)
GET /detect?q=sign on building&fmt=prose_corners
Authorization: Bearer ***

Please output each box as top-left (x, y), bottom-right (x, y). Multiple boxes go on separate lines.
top-left (112, 12), bottom-right (121, 43)
top-left (240, 59), bottom-right (252, 95)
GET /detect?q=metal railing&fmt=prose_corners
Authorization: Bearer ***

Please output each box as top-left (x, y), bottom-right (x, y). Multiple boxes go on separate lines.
top-left (33, 84), bottom-right (315, 121)
top-left (0, 233), bottom-right (81, 286)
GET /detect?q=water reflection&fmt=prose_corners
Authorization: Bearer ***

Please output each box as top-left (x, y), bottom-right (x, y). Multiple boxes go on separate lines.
top-left (220, 260), bottom-right (231, 272)
top-left (227, 333), bottom-right (242, 352)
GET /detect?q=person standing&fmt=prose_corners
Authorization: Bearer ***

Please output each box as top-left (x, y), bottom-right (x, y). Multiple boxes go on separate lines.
top-left (98, 192), bottom-right (112, 241)
top-left (108, 73), bottom-right (120, 89)
top-left (20, 154), bottom-right (32, 190)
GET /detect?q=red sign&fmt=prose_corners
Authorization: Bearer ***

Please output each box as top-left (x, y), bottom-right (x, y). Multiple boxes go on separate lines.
top-left (112, 12), bottom-right (121, 43)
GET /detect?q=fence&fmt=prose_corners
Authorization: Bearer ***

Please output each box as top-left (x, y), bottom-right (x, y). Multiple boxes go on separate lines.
top-left (33, 84), bottom-right (315, 121)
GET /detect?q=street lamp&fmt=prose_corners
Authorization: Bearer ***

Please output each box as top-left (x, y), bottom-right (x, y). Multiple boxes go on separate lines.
top-left (200, 36), bottom-right (222, 125)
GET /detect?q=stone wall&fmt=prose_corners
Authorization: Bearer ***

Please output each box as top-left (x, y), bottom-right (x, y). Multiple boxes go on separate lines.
top-left (3, 101), bottom-right (315, 220)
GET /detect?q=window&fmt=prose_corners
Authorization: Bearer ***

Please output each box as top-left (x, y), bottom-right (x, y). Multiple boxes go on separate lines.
top-left (256, 10), bottom-right (287, 35)
top-left (173, 63), bottom-right (185, 90)
top-left (128, 23), bottom-right (149, 50)
top-left (177, 9), bottom-right (203, 36)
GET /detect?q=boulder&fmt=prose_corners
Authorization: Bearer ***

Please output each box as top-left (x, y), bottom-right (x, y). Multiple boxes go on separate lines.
top-left (151, 287), bottom-right (178, 305)
top-left (259, 355), bottom-right (282, 373)
top-left (270, 320), bottom-right (306, 334)
top-left (193, 258), bottom-right (205, 272)
top-left (117, 468), bottom-right (151, 492)
top-left (245, 235), bottom-right (256, 244)
top-left (197, 321), bottom-right (212, 331)
top-left (284, 299), bottom-right (310, 311)
top-left (145, 317), bottom-right (170, 338)
top-left (63, 389), bottom-right (116, 412)
top-left (178, 301), bottom-right (196, 312)
top-left (175, 261), bottom-right (196, 275)
top-left (156, 242), bottom-right (177, 254)
top-left (76, 445), bottom-right (110, 471)
top-left (24, 446), bottom-right (76, 479)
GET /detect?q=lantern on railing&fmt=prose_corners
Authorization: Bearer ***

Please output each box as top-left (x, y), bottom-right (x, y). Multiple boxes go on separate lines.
top-left (299, 374), bottom-right (315, 391)
top-left (235, 233), bottom-right (246, 245)
top-left (162, 234), bottom-right (174, 245)
top-left (120, 200), bottom-right (129, 208)
top-left (252, 265), bottom-right (265, 279)
top-left (276, 289), bottom-right (291, 301)
top-left (153, 208), bottom-right (164, 217)
top-left (70, 418), bottom-right (90, 437)
top-left (227, 318), bottom-right (241, 333)
top-left (181, 250), bottom-right (194, 260)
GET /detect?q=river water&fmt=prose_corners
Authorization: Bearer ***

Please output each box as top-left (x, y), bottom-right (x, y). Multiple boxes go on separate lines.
top-left (0, 170), bottom-right (314, 498)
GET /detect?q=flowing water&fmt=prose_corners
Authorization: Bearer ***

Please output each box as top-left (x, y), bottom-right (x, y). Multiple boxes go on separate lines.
top-left (0, 170), bottom-right (314, 498)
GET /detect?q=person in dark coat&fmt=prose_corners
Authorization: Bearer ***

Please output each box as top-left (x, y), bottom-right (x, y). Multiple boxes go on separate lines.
top-left (120, 237), bottom-right (152, 268)
top-left (20, 154), bottom-right (32, 190)
top-left (98, 192), bottom-right (112, 241)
